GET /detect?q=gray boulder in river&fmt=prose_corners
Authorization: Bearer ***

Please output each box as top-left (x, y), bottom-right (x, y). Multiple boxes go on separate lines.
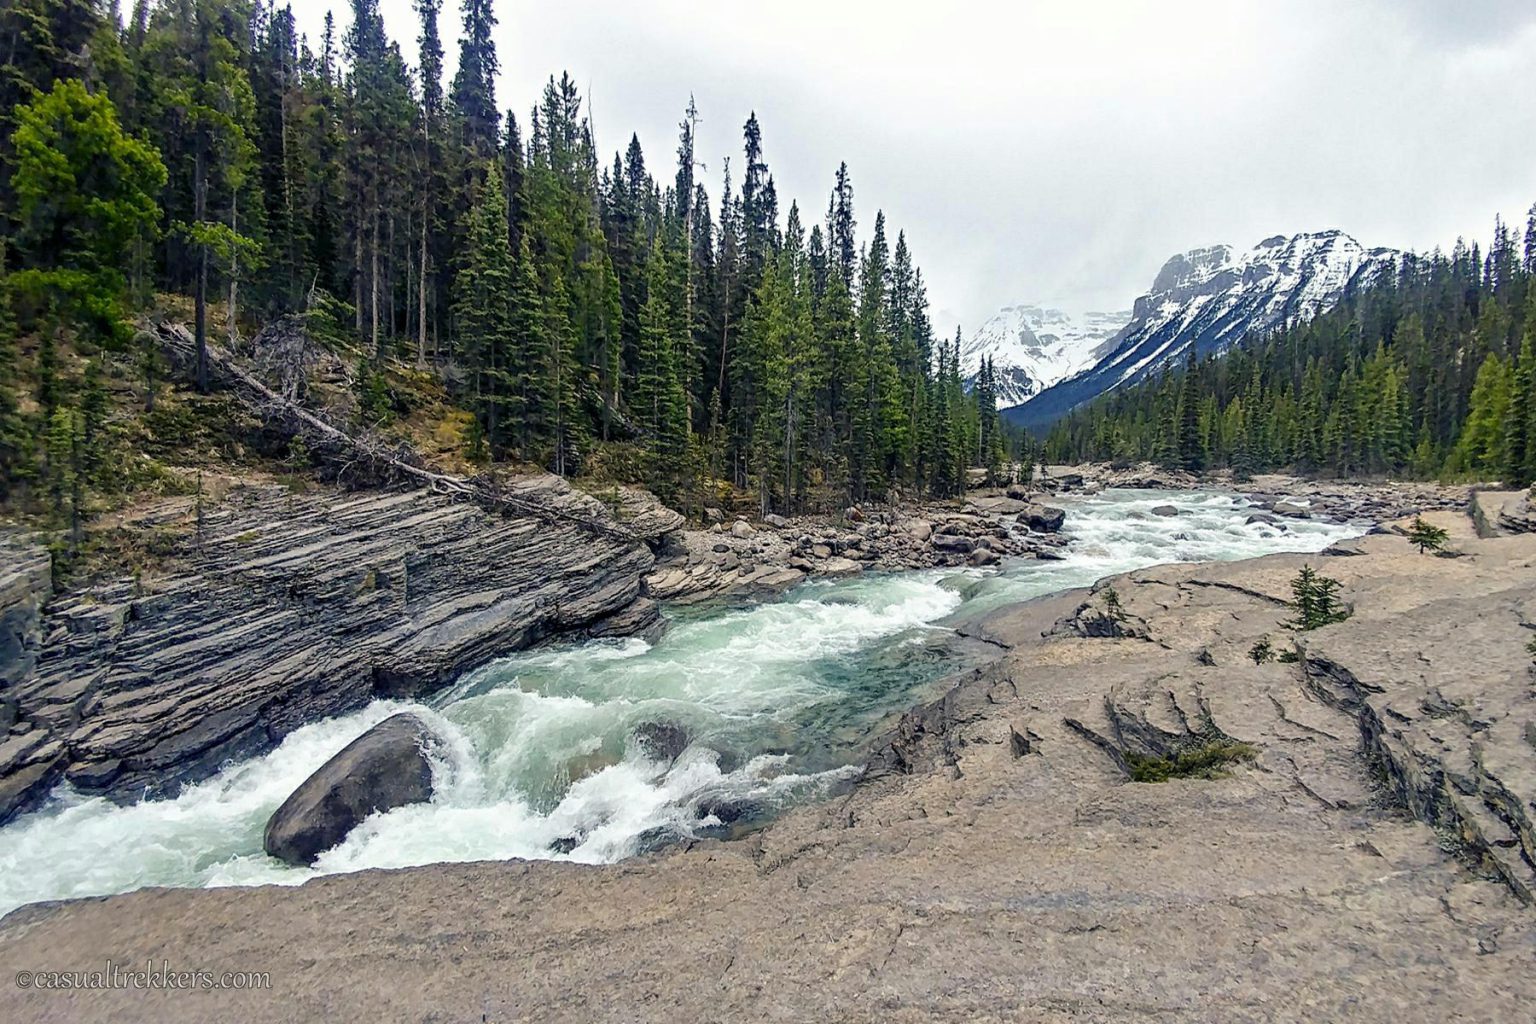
top-left (264, 712), bottom-right (441, 866)
top-left (1016, 503), bottom-right (1067, 533)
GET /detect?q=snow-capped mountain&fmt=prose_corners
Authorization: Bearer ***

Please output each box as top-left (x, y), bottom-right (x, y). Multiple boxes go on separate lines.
top-left (961, 305), bottom-right (1131, 407)
top-left (1004, 230), bottom-right (1401, 430)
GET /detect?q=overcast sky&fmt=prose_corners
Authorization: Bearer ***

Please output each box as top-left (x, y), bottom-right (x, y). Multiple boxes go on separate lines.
top-left (294, 0), bottom-right (1536, 334)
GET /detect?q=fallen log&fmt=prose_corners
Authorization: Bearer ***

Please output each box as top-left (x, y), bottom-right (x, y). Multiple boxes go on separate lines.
top-left (147, 317), bottom-right (639, 543)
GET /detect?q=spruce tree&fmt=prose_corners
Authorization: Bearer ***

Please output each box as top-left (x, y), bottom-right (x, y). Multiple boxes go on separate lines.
top-left (10, 77), bottom-right (165, 350)
top-left (451, 0), bottom-right (500, 163)
top-left (453, 170), bottom-right (514, 454)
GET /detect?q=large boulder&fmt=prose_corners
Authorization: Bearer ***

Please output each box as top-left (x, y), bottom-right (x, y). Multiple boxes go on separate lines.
top-left (263, 712), bottom-right (441, 867)
top-left (1017, 504), bottom-right (1067, 533)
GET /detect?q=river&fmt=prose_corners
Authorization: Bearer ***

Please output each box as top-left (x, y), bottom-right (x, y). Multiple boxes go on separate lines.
top-left (0, 489), bottom-right (1360, 916)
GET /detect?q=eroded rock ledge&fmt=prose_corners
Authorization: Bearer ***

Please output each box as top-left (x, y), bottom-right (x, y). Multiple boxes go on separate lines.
top-left (0, 475), bottom-right (674, 817)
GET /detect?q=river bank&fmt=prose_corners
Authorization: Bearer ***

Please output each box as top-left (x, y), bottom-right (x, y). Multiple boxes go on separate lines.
top-left (3, 488), bottom-right (1534, 1021)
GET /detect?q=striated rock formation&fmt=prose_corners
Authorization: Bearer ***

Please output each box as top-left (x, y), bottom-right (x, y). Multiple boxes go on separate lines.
top-left (1298, 581), bottom-right (1536, 899)
top-left (263, 712), bottom-right (442, 866)
top-left (0, 539), bottom-right (61, 822)
top-left (1, 476), bottom-right (674, 815)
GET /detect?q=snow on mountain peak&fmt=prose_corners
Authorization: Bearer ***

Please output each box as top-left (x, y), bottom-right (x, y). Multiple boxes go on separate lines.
top-left (960, 304), bottom-right (1131, 407)
top-left (1004, 229), bottom-right (1402, 431)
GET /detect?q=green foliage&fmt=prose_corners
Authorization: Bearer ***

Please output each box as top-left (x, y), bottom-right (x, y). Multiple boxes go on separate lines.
top-left (1286, 565), bottom-right (1350, 631)
top-left (1044, 222), bottom-right (1535, 483)
top-left (1248, 638), bottom-right (1274, 664)
top-left (354, 357), bottom-right (394, 426)
top-left (0, 0), bottom-right (1224, 527)
top-left (10, 78), bottom-right (165, 347)
top-left (1406, 516), bottom-right (1449, 554)
top-left (1125, 740), bottom-right (1257, 783)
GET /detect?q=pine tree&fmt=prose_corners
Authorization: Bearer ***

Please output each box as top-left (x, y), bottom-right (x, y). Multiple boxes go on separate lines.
top-left (453, 170), bottom-right (514, 455)
top-left (1505, 333), bottom-right (1535, 486)
top-left (1452, 353), bottom-right (1511, 477)
top-left (10, 77), bottom-right (165, 350)
top-left (451, 0), bottom-right (499, 163)
top-left (0, 241), bottom-right (25, 497)
top-left (635, 238), bottom-right (689, 488)
top-left (414, 0), bottom-right (445, 367)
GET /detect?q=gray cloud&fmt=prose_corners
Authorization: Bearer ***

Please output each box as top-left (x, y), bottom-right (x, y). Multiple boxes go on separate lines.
top-left (296, 0), bottom-right (1536, 336)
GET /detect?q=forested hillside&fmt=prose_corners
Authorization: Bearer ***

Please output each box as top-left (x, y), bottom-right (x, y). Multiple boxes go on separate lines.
top-left (0, 0), bottom-right (1011, 539)
top-left (1043, 220), bottom-right (1536, 484)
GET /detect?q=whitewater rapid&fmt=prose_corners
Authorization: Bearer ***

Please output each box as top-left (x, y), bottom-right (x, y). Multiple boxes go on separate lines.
top-left (0, 489), bottom-right (1360, 916)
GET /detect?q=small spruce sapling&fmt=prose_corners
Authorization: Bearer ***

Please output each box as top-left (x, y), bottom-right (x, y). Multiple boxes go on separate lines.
top-left (1406, 516), bottom-right (1449, 554)
top-left (1286, 565), bottom-right (1349, 631)
top-left (1248, 639), bottom-right (1274, 664)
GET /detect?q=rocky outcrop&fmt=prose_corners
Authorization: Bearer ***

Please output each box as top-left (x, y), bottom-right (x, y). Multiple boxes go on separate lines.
top-left (631, 721), bottom-right (691, 764)
top-left (1037, 463), bottom-right (1470, 524)
top-left (1472, 488), bottom-right (1536, 536)
top-left (2, 477), bottom-right (671, 813)
top-left (1298, 584), bottom-right (1536, 900)
top-left (263, 712), bottom-right (441, 866)
top-left (0, 539), bottom-right (61, 824)
top-left (643, 493), bottom-right (1073, 605)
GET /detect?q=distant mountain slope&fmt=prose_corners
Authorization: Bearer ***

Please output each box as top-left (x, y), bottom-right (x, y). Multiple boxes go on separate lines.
top-left (1003, 230), bottom-right (1401, 430)
top-left (960, 305), bottom-right (1130, 407)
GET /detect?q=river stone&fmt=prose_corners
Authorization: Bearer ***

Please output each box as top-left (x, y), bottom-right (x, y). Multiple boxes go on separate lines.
top-left (632, 721), bottom-right (690, 764)
top-left (263, 712), bottom-right (440, 867)
top-left (762, 513), bottom-right (789, 529)
top-left (730, 521), bottom-right (755, 539)
top-left (1150, 504), bottom-right (1180, 517)
top-left (1017, 504), bottom-right (1067, 533)
top-left (932, 534), bottom-right (975, 554)
top-left (1274, 498), bottom-right (1312, 517)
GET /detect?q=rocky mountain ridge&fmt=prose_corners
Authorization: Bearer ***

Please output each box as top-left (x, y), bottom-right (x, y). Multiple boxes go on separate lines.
top-left (1005, 230), bottom-right (1402, 430)
top-left (960, 304), bottom-right (1130, 407)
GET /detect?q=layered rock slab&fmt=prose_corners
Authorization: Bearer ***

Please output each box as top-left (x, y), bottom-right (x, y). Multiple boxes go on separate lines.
top-left (3, 477), bottom-right (666, 811)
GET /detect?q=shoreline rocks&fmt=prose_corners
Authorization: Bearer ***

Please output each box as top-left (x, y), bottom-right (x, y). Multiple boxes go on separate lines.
top-left (0, 540), bottom-right (60, 824)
